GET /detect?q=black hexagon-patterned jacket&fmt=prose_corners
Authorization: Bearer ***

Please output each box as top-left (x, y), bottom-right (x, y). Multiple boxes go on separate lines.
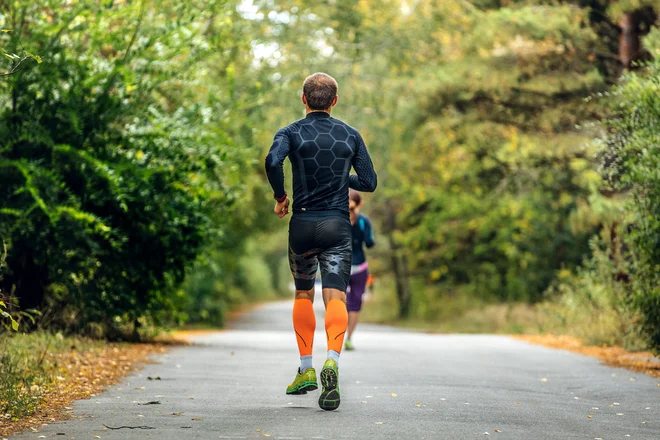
top-left (265, 111), bottom-right (377, 215)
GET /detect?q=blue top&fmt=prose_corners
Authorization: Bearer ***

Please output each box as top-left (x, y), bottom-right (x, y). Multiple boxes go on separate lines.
top-left (265, 112), bottom-right (377, 215)
top-left (352, 214), bottom-right (375, 265)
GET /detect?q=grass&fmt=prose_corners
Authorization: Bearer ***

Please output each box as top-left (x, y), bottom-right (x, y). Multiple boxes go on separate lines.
top-left (360, 282), bottom-right (540, 335)
top-left (360, 275), bottom-right (647, 352)
top-left (0, 332), bottom-right (102, 421)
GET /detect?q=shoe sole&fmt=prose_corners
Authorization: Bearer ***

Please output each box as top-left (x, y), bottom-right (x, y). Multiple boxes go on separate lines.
top-left (318, 367), bottom-right (340, 411)
top-left (286, 381), bottom-right (318, 395)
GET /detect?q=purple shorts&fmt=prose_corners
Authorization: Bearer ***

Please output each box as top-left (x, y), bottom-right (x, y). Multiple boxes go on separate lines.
top-left (346, 264), bottom-right (369, 312)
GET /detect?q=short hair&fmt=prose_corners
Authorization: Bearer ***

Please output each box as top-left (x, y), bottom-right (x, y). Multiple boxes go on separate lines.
top-left (349, 189), bottom-right (362, 205)
top-left (303, 73), bottom-right (338, 110)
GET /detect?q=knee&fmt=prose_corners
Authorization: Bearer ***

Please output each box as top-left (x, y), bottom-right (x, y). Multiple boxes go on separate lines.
top-left (323, 288), bottom-right (346, 303)
top-left (295, 289), bottom-right (315, 302)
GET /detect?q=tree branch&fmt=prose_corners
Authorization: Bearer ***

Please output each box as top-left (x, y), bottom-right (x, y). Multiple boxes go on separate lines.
top-left (0, 54), bottom-right (31, 77)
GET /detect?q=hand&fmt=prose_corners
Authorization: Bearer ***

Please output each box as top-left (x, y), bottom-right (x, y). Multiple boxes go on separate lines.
top-left (274, 197), bottom-right (290, 218)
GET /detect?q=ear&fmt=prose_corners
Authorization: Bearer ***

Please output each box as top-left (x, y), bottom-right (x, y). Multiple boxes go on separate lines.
top-left (331, 95), bottom-right (338, 107)
top-left (302, 94), bottom-right (308, 105)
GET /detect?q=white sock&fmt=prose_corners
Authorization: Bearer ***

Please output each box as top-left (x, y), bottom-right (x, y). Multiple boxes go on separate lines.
top-left (327, 350), bottom-right (340, 364)
top-left (299, 355), bottom-right (313, 373)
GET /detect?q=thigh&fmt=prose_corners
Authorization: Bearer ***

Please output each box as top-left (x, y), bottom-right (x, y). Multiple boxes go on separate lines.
top-left (289, 217), bottom-right (320, 290)
top-left (317, 218), bottom-right (352, 292)
top-left (350, 269), bottom-right (369, 295)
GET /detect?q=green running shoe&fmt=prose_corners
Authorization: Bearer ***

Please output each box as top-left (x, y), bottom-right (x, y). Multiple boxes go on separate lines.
top-left (286, 368), bottom-right (318, 395)
top-left (344, 339), bottom-right (355, 351)
top-left (318, 359), bottom-right (340, 411)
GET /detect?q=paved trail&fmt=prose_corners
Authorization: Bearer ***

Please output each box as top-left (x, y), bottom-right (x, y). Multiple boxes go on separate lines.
top-left (11, 288), bottom-right (660, 440)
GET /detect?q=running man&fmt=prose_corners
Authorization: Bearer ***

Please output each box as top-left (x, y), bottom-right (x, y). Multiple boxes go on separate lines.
top-left (265, 72), bottom-right (377, 411)
top-left (344, 189), bottom-right (375, 351)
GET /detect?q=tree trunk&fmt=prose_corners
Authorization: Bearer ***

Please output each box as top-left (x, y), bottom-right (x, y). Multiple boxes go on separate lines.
top-left (619, 12), bottom-right (640, 70)
top-left (385, 199), bottom-right (411, 319)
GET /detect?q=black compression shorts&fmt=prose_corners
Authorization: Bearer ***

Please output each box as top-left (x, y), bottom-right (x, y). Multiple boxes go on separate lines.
top-left (288, 212), bottom-right (352, 292)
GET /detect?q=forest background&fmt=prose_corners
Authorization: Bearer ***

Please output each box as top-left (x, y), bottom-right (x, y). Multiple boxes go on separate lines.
top-left (1, 0), bottom-right (659, 358)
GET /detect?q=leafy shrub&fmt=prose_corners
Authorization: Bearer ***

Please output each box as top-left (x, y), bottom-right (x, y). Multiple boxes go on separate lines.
top-left (601, 27), bottom-right (660, 351)
top-left (0, 2), bottom-right (260, 336)
top-left (538, 237), bottom-right (643, 349)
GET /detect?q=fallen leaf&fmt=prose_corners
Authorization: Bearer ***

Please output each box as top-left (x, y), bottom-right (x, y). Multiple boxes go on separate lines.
top-left (540, 378), bottom-right (548, 382)
top-left (263, 435), bottom-right (271, 438)
top-left (375, 422), bottom-right (383, 425)
top-left (192, 417), bottom-right (201, 421)
top-left (391, 393), bottom-right (397, 397)
top-left (515, 402), bottom-right (521, 405)
top-left (617, 413), bottom-right (624, 416)
top-left (494, 429), bottom-right (501, 433)
top-left (172, 412), bottom-right (183, 416)
top-left (484, 432), bottom-right (490, 436)
top-left (94, 437), bottom-right (100, 439)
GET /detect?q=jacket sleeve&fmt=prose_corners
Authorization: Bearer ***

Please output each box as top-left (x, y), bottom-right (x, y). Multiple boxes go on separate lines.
top-left (349, 131), bottom-right (377, 192)
top-left (363, 216), bottom-right (375, 248)
top-left (264, 128), bottom-right (291, 199)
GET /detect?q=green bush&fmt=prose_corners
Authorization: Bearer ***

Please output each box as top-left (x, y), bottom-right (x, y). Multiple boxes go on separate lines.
top-left (601, 27), bottom-right (660, 351)
top-left (538, 237), bottom-right (643, 349)
top-left (0, 2), bottom-right (262, 336)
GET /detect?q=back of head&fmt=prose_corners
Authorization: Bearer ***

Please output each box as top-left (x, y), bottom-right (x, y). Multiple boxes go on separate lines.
top-left (303, 73), bottom-right (338, 110)
top-left (349, 189), bottom-right (362, 205)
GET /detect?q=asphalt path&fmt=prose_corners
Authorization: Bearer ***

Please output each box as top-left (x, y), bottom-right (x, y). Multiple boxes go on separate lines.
top-left (10, 286), bottom-right (660, 440)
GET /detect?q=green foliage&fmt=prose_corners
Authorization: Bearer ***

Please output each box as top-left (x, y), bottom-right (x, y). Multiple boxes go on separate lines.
top-left (538, 236), bottom-right (643, 349)
top-left (385, 2), bottom-right (614, 304)
top-left (0, 301), bottom-right (18, 332)
top-left (0, 0), bottom-right (658, 351)
top-left (0, 1), bottom-right (271, 336)
top-left (601, 27), bottom-right (660, 350)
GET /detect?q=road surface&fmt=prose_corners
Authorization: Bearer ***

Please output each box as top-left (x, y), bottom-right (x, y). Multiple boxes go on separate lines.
top-left (10, 288), bottom-right (660, 439)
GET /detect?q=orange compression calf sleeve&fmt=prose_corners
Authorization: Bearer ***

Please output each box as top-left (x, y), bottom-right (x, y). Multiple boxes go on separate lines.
top-left (293, 299), bottom-right (316, 357)
top-left (325, 299), bottom-right (348, 353)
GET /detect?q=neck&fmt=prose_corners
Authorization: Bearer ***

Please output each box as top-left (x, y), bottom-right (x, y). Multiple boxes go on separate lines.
top-left (306, 107), bottom-right (331, 115)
